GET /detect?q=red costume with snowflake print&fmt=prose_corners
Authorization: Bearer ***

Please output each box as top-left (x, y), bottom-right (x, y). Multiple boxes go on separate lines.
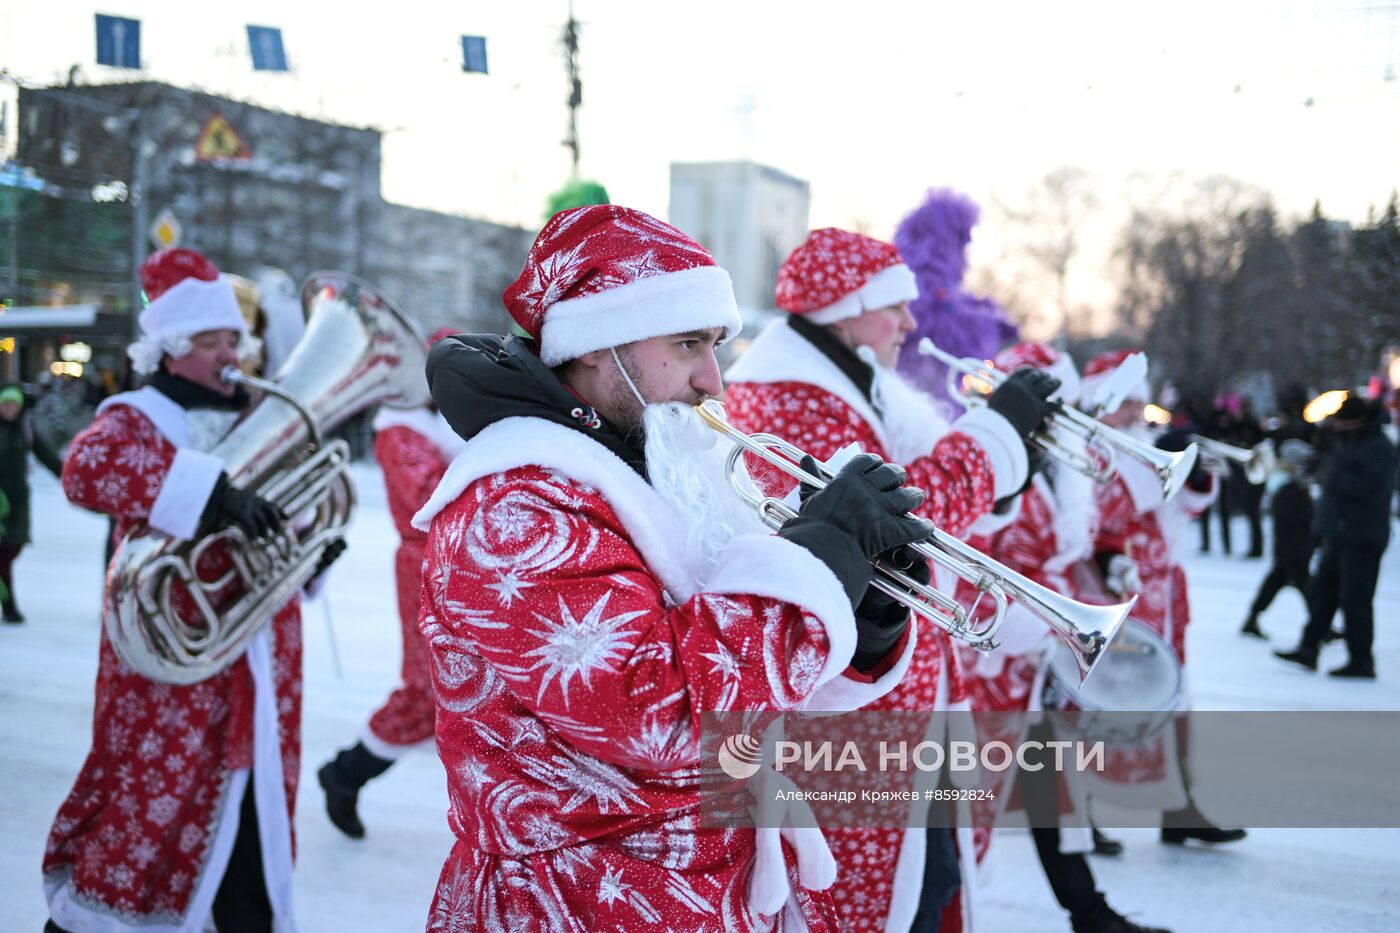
top-left (1093, 458), bottom-right (1214, 666)
top-left (360, 408), bottom-right (462, 755)
top-left (411, 414), bottom-right (914, 933)
top-left (43, 392), bottom-right (301, 932)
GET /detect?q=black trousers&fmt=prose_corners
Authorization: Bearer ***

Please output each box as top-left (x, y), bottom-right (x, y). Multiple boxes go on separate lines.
top-left (1301, 540), bottom-right (1387, 667)
top-left (1240, 481), bottom-right (1264, 556)
top-left (0, 542), bottom-right (21, 605)
top-left (1248, 559), bottom-right (1311, 617)
top-left (1199, 478), bottom-right (1233, 554)
top-left (211, 775), bottom-right (274, 933)
top-left (1018, 722), bottom-right (1108, 921)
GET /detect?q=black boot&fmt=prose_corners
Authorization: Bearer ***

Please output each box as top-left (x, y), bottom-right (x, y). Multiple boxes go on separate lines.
top-left (1091, 827), bottom-right (1123, 856)
top-left (1273, 645), bottom-right (1318, 671)
top-left (1328, 661), bottom-right (1376, 680)
top-left (2, 598), bottom-right (23, 624)
top-left (1160, 825), bottom-right (1247, 845)
top-left (1239, 616), bottom-right (1265, 639)
top-left (1071, 902), bottom-right (1171, 933)
top-left (317, 742), bottom-right (392, 839)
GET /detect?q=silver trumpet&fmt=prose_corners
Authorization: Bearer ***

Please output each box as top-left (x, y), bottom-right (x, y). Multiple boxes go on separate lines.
top-left (917, 338), bottom-right (1198, 502)
top-left (1189, 435), bottom-right (1275, 484)
top-left (695, 400), bottom-right (1134, 682)
top-left (106, 272), bottom-right (430, 684)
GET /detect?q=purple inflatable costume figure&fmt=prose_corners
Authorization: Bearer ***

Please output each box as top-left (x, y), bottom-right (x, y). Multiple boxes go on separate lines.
top-left (895, 189), bottom-right (1018, 414)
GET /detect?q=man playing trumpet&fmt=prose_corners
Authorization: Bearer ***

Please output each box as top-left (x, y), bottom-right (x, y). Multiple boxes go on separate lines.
top-left (956, 342), bottom-right (1171, 933)
top-left (724, 228), bottom-right (1059, 931)
top-left (417, 205), bottom-right (934, 930)
top-left (1085, 349), bottom-right (1246, 849)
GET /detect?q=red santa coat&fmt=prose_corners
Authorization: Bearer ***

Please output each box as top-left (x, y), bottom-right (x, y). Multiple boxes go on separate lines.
top-left (43, 388), bottom-right (301, 933)
top-left (361, 408), bottom-right (462, 756)
top-left (724, 319), bottom-right (1029, 933)
top-left (411, 417), bottom-right (914, 932)
top-left (1092, 457), bottom-right (1214, 665)
top-left (1082, 455), bottom-right (1213, 809)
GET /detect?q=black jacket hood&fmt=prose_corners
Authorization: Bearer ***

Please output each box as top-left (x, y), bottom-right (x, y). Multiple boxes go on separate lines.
top-left (426, 334), bottom-right (648, 479)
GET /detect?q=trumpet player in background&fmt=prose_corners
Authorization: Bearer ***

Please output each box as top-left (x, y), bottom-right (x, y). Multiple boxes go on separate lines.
top-left (42, 249), bottom-right (319, 933)
top-left (416, 205), bottom-right (933, 930)
top-left (953, 343), bottom-right (1170, 933)
top-left (724, 228), bottom-right (1059, 932)
top-left (1084, 350), bottom-right (1246, 850)
top-left (317, 328), bottom-right (465, 840)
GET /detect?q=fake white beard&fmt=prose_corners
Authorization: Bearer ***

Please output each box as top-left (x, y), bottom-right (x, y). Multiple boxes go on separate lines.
top-left (642, 402), bottom-right (770, 584)
top-left (1044, 461), bottom-right (1096, 574)
top-left (856, 346), bottom-right (953, 463)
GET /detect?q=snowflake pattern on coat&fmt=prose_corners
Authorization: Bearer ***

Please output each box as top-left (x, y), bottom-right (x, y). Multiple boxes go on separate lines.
top-left (43, 403), bottom-right (301, 926)
top-left (724, 378), bottom-right (998, 933)
top-left (365, 424), bottom-right (451, 750)
top-left (1094, 475), bottom-right (1192, 664)
top-left (420, 464), bottom-right (845, 932)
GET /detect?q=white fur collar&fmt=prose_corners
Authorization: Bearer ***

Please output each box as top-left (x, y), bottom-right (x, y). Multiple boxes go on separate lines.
top-left (725, 318), bottom-right (895, 454)
top-left (373, 406), bottom-right (468, 462)
top-left (98, 386), bottom-right (192, 448)
top-left (413, 417), bottom-right (701, 602)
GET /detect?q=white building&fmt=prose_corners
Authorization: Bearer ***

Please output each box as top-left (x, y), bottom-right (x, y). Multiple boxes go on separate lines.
top-left (668, 161), bottom-right (810, 314)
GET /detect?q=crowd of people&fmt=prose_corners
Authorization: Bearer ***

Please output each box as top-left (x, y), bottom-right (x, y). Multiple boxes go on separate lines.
top-left (10, 209), bottom-right (1396, 932)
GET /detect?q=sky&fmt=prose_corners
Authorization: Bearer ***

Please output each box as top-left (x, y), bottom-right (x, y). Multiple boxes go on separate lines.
top-left (2, 1), bottom-right (1398, 329)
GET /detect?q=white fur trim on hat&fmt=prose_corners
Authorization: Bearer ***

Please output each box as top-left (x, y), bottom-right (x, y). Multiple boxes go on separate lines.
top-left (805, 263), bottom-right (917, 325)
top-left (1079, 369), bottom-right (1149, 409)
top-left (139, 276), bottom-right (247, 345)
top-left (538, 266), bottom-right (742, 366)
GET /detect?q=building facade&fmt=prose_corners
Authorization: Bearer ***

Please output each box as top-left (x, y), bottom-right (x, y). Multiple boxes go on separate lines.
top-left (4, 81), bottom-right (531, 387)
top-left (668, 160), bottom-right (811, 313)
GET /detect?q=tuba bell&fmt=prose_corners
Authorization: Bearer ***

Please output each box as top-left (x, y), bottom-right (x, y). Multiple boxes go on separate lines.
top-left (105, 272), bottom-right (429, 684)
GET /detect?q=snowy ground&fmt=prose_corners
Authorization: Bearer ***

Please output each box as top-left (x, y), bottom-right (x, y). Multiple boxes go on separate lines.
top-left (2, 462), bottom-right (1398, 932)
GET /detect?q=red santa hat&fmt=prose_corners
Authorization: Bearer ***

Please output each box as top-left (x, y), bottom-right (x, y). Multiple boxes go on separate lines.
top-left (993, 341), bottom-right (1081, 404)
top-left (1080, 348), bottom-right (1150, 408)
top-left (502, 205), bottom-right (741, 367)
top-left (775, 228), bottom-right (918, 324)
top-left (129, 248), bottom-right (246, 374)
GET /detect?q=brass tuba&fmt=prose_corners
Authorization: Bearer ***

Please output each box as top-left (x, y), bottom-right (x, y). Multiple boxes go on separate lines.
top-left (106, 272), bottom-right (429, 684)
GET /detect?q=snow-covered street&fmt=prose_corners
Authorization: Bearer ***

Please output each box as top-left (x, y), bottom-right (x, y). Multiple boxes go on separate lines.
top-left (3, 462), bottom-right (1398, 932)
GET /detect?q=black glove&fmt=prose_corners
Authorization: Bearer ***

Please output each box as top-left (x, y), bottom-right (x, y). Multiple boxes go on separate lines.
top-left (777, 453), bottom-right (932, 606)
top-left (987, 368), bottom-right (1060, 441)
top-left (202, 473), bottom-right (286, 539)
top-left (311, 538), bottom-right (347, 582)
top-left (794, 454), bottom-right (931, 557)
top-left (851, 545), bottom-right (930, 672)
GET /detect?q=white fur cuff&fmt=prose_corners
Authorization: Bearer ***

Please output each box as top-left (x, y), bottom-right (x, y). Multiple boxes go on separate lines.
top-left (149, 449), bottom-right (224, 540)
top-left (951, 408), bottom-right (1029, 499)
top-left (705, 533), bottom-right (856, 691)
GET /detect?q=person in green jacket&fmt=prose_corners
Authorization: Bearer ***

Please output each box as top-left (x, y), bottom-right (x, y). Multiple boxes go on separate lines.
top-left (0, 384), bottom-right (63, 622)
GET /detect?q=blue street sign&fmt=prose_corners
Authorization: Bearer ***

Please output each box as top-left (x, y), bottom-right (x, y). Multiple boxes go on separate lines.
top-left (247, 25), bottom-right (289, 72)
top-left (461, 36), bottom-right (488, 74)
top-left (95, 14), bottom-right (141, 70)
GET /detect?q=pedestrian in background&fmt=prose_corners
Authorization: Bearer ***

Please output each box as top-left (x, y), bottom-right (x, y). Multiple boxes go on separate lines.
top-left (1241, 439), bottom-right (1316, 638)
top-left (0, 384), bottom-right (64, 623)
top-left (1276, 397), bottom-right (1397, 679)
